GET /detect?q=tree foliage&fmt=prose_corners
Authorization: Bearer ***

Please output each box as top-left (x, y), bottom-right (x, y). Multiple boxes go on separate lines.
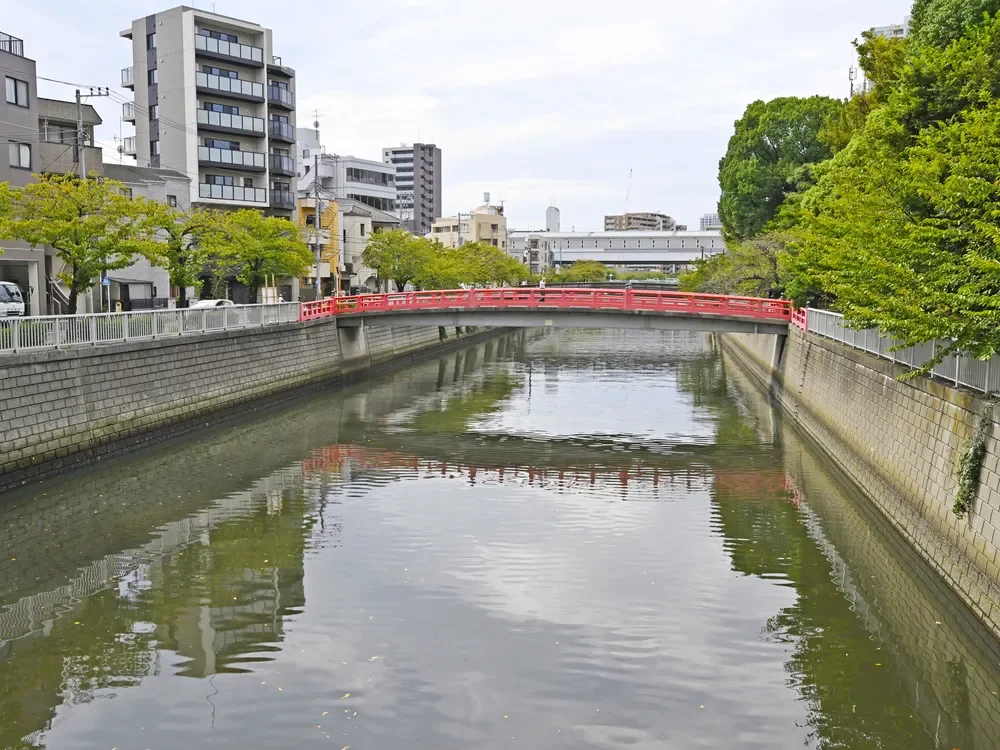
top-left (552, 261), bottom-right (611, 283)
top-left (3, 174), bottom-right (154, 312)
top-left (142, 204), bottom-right (225, 306)
top-left (204, 210), bottom-right (312, 303)
top-left (679, 233), bottom-right (787, 299)
top-left (910, 0), bottom-right (1000, 48)
top-left (717, 96), bottom-right (840, 241)
top-left (361, 229), bottom-right (431, 291)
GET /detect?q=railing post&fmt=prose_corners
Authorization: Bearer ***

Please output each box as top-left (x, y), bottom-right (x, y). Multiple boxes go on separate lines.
top-left (89, 315), bottom-right (98, 346)
top-left (122, 313), bottom-right (129, 342)
top-left (11, 319), bottom-right (20, 352)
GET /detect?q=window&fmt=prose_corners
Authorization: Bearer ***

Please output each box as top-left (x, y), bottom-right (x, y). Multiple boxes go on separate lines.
top-left (5, 76), bottom-right (28, 107)
top-left (243, 177), bottom-right (254, 187)
top-left (121, 187), bottom-right (133, 199)
top-left (206, 174), bottom-right (234, 186)
top-left (148, 69), bottom-right (158, 85)
top-left (149, 104), bottom-right (159, 119)
top-left (167, 194), bottom-right (178, 207)
top-left (205, 138), bottom-right (240, 150)
top-left (360, 223), bottom-right (366, 236)
top-left (305, 214), bottom-right (316, 226)
top-left (202, 65), bottom-right (238, 79)
top-left (150, 140), bottom-right (160, 155)
top-left (8, 142), bottom-right (30, 169)
top-left (270, 114), bottom-right (289, 124)
top-left (204, 102), bottom-right (239, 115)
top-left (303, 148), bottom-right (309, 159)
top-left (200, 28), bottom-right (238, 43)
top-left (146, 32), bottom-right (157, 49)
top-left (268, 79), bottom-right (288, 90)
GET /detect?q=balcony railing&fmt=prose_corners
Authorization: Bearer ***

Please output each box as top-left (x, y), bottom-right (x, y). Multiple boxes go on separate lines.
top-left (268, 152), bottom-right (295, 174)
top-left (121, 66), bottom-right (134, 88)
top-left (123, 136), bottom-right (136, 155)
top-left (196, 71), bottom-right (264, 101)
top-left (199, 183), bottom-right (267, 204)
top-left (194, 32), bottom-right (264, 66)
top-left (122, 102), bottom-right (136, 122)
top-left (0, 31), bottom-right (24, 58)
top-left (267, 85), bottom-right (295, 108)
top-left (270, 189), bottom-right (295, 209)
top-left (196, 108), bottom-right (265, 134)
top-left (198, 146), bottom-right (266, 170)
top-left (268, 119), bottom-right (295, 142)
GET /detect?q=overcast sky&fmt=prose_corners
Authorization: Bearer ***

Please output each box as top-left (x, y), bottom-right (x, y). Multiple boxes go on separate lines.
top-left (6, 0), bottom-right (912, 230)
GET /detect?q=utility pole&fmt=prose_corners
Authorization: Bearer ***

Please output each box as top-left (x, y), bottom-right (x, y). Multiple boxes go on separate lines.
top-left (76, 89), bottom-right (86, 179)
top-left (314, 152), bottom-right (322, 298)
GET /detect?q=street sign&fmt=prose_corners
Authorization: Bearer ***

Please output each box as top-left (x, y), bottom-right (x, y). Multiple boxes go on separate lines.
top-left (102, 277), bottom-right (111, 286)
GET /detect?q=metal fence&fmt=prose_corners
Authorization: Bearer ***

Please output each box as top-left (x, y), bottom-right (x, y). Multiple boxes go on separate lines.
top-left (806, 308), bottom-right (1000, 394)
top-left (0, 303), bottom-right (300, 355)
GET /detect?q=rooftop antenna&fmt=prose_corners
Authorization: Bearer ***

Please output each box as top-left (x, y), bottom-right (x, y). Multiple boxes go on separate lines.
top-left (624, 168), bottom-right (632, 214)
top-left (849, 66), bottom-right (858, 97)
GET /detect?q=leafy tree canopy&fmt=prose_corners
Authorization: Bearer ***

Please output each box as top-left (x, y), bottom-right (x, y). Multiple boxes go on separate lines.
top-left (142, 204), bottom-right (225, 305)
top-left (717, 96), bottom-right (840, 241)
top-left (910, 0), bottom-right (1000, 48)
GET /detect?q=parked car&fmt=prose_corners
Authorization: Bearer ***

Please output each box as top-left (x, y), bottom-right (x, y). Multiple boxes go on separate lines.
top-left (188, 299), bottom-right (236, 309)
top-left (0, 281), bottom-right (26, 317)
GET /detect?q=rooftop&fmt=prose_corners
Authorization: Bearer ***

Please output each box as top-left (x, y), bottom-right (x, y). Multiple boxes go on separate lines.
top-left (0, 31), bottom-right (24, 58)
top-left (102, 163), bottom-right (190, 184)
top-left (38, 98), bottom-right (102, 125)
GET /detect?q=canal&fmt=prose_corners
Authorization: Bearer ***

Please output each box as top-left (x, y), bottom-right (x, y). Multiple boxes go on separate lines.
top-left (1, 329), bottom-right (999, 749)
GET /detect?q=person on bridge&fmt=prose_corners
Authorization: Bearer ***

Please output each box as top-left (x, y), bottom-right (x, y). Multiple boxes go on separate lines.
top-left (539, 279), bottom-right (546, 290)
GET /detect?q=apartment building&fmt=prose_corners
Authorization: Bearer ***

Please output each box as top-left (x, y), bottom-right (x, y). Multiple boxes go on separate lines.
top-left (873, 17), bottom-right (910, 39)
top-left (699, 212), bottom-right (722, 231)
top-left (604, 212), bottom-right (677, 231)
top-left (430, 201), bottom-right (507, 249)
top-left (120, 6), bottom-right (297, 219)
top-left (382, 143), bottom-right (441, 236)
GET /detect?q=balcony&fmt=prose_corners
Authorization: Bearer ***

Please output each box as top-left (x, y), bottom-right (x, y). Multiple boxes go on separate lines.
top-left (122, 101), bottom-right (136, 123)
top-left (196, 71), bottom-right (264, 102)
top-left (267, 85), bottom-right (295, 109)
top-left (123, 136), bottom-right (136, 156)
top-left (198, 145), bottom-right (266, 171)
top-left (268, 152), bottom-right (295, 176)
top-left (199, 183), bottom-right (267, 204)
top-left (268, 119), bottom-right (295, 143)
top-left (121, 66), bottom-right (134, 89)
top-left (0, 31), bottom-right (24, 57)
top-left (195, 33), bottom-right (264, 68)
top-left (270, 189), bottom-right (295, 210)
top-left (197, 108), bottom-right (265, 136)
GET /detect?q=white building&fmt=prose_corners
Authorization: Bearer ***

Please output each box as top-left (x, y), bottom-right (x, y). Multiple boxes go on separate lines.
top-left (700, 212), bottom-right (722, 231)
top-left (872, 16), bottom-right (910, 39)
top-left (510, 230), bottom-right (726, 275)
top-left (545, 206), bottom-right (561, 233)
top-left (120, 6), bottom-right (298, 219)
top-left (298, 129), bottom-right (397, 214)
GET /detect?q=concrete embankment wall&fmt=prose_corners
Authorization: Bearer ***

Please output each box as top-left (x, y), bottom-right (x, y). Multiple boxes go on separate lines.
top-left (722, 327), bottom-right (1000, 636)
top-left (0, 321), bottom-right (485, 491)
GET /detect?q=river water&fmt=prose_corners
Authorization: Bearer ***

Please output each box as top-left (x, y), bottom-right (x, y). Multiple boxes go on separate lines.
top-left (2, 329), bottom-right (1000, 749)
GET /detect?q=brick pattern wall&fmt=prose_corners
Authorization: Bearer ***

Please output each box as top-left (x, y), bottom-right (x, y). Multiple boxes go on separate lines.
top-left (724, 329), bottom-right (1000, 637)
top-left (0, 321), bottom-right (449, 491)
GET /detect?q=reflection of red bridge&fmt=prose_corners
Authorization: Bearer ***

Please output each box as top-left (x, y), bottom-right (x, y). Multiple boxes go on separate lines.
top-left (300, 288), bottom-right (792, 335)
top-left (302, 444), bottom-right (796, 495)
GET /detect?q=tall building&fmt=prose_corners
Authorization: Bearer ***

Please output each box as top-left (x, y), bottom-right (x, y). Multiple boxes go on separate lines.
top-left (700, 212), bottom-right (722, 231)
top-left (382, 143), bottom-right (442, 236)
top-left (872, 16), bottom-right (910, 39)
top-left (430, 201), bottom-right (507, 249)
top-left (120, 6), bottom-right (298, 219)
top-left (545, 205), bottom-right (561, 233)
top-left (604, 212), bottom-right (676, 232)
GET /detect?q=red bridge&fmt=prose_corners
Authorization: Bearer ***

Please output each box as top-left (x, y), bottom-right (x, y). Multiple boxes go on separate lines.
top-left (299, 288), bottom-right (792, 335)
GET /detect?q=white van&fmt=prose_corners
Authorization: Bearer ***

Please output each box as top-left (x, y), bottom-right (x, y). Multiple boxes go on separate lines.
top-left (0, 281), bottom-right (26, 317)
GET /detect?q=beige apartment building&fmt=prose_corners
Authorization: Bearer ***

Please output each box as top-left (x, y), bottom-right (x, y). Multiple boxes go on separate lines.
top-left (430, 201), bottom-right (508, 249)
top-left (604, 212), bottom-right (676, 231)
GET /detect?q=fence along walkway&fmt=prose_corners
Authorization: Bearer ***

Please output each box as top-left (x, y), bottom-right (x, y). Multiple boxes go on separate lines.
top-left (0, 303), bottom-right (299, 355)
top-left (799, 308), bottom-right (1000, 395)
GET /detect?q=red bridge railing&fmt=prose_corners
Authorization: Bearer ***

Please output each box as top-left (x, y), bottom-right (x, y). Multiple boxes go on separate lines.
top-left (300, 288), bottom-right (793, 324)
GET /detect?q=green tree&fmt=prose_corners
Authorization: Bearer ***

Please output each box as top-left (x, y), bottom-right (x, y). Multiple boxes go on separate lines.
top-left (361, 228), bottom-right (429, 291)
top-left (718, 96), bottom-right (840, 241)
top-left (207, 210), bottom-right (312, 303)
top-left (556, 260), bottom-right (611, 283)
top-left (461, 241), bottom-right (530, 286)
top-left (5, 173), bottom-right (154, 313)
top-left (142, 203), bottom-right (224, 307)
top-left (678, 233), bottom-right (787, 298)
top-left (910, 0), bottom-right (1000, 48)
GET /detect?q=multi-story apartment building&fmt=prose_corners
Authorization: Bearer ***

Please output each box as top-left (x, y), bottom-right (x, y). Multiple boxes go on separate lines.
top-left (430, 201), bottom-right (508, 249)
top-left (382, 143), bottom-right (441, 236)
top-left (873, 17), bottom-right (910, 39)
top-left (700, 212), bottom-right (722, 231)
top-left (120, 6), bottom-right (297, 219)
top-left (604, 212), bottom-right (677, 232)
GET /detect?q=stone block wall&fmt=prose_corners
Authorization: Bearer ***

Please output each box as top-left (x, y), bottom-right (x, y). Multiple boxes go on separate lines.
top-left (0, 321), bottom-right (467, 492)
top-left (723, 328), bottom-right (1000, 636)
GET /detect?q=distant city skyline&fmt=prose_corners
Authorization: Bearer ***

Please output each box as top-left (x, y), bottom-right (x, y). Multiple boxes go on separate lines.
top-left (4, 0), bottom-right (914, 231)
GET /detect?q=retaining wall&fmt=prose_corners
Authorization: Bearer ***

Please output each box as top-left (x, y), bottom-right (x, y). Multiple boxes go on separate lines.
top-left (722, 328), bottom-right (1000, 637)
top-left (0, 321), bottom-right (482, 491)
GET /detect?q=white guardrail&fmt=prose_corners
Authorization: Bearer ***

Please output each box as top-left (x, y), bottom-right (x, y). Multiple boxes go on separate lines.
top-left (807, 308), bottom-right (1000, 395)
top-left (0, 303), bottom-right (299, 355)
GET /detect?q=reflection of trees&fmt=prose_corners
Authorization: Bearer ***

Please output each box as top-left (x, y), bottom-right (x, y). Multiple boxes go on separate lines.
top-left (408, 371), bottom-right (522, 434)
top-left (712, 483), bottom-right (944, 749)
top-left (674, 344), bottom-right (761, 445)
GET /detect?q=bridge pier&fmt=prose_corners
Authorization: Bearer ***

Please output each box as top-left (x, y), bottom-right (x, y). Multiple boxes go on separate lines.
top-left (337, 321), bottom-right (370, 374)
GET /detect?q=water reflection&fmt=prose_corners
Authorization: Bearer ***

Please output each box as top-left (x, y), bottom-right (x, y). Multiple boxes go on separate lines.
top-left (0, 329), bottom-right (998, 749)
